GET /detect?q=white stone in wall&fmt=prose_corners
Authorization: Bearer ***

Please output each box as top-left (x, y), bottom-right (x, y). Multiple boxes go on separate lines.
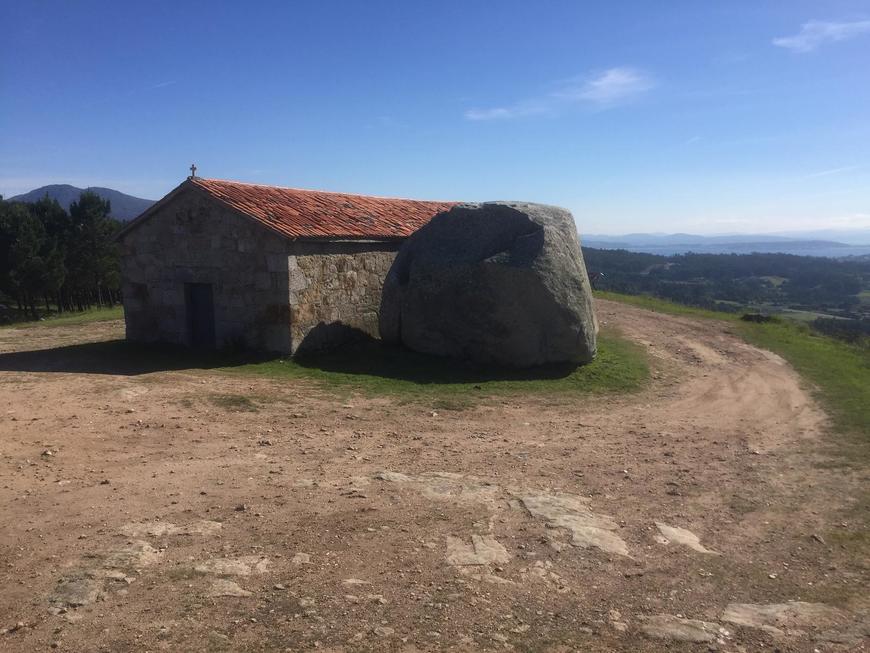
top-left (289, 269), bottom-right (309, 292)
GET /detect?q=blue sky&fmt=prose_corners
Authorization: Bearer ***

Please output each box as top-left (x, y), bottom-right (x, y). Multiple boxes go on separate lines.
top-left (1, 1), bottom-right (869, 234)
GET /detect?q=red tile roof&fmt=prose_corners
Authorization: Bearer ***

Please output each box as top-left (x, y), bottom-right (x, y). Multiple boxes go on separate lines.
top-left (189, 177), bottom-right (457, 240)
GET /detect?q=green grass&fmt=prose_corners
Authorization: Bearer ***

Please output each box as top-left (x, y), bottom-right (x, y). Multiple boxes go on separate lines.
top-left (597, 290), bottom-right (848, 324)
top-left (760, 275), bottom-right (787, 287)
top-left (738, 320), bottom-right (870, 439)
top-left (1, 305), bottom-right (123, 328)
top-left (595, 290), bottom-right (739, 321)
top-left (225, 327), bottom-right (650, 404)
top-left (748, 303), bottom-right (846, 323)
top-left (209, 393), bottom-right (259, 412)
top-left (598, 291), bottom-right (870, 449)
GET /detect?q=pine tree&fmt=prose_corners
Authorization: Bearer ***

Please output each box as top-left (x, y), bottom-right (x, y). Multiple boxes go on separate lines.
top-left (0, 192), bottom-right (121, 320)
top-left (68, 191), bottom-right (118, 308)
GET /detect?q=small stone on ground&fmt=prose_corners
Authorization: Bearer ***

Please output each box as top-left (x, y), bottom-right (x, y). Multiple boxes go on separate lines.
top-left (639, 614), bottom-right (727, 643)
top-left (208, 579), bottom-right (252, 598)
top-left (654, 521), bottom-right (718, 554)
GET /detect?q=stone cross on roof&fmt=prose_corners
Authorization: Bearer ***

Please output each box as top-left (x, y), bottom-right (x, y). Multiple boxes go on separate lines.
top-left (189, 163), bottom-right (197, 178)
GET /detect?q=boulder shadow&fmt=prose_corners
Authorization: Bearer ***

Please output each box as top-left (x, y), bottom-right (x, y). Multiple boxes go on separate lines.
top-left (295, 339), bottom-right (579, 385)
top-left (0, 336), bottom-right (581, 383)
top-left (0, 340), bottom-right (277, 376)
top-left (294, 321), bottom-right (375, 356)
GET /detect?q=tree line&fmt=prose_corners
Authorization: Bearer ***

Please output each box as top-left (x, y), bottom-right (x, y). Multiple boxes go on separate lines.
top-left (0, 192), bottom-right (123, 319)
top-left (583, 247), bottom-right (870, 314)
top-left (583, 247), bottom-right (870, 345)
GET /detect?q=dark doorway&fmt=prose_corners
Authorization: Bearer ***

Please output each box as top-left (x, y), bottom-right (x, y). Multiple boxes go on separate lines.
top-left (185, 283), bottom-right (216, 349)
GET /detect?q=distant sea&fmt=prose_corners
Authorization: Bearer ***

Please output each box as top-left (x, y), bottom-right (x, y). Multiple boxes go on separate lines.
top-left (583, 241), bottom-right (870, 259)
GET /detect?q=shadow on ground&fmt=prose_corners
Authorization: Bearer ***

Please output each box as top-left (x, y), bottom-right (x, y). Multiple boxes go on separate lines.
top-left (294, 340), bottom-right (579, 384)
top-left (0, 338), bottom-right (580, 383)
top-left (0, 340), bottom-right (277, 376)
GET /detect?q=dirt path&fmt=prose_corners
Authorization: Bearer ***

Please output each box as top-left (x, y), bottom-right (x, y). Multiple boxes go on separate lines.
top-left (0, 300), bottom-right (867, 652)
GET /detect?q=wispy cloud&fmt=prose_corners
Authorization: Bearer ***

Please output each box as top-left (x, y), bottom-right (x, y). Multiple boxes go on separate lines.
top-left (800, 165), bottom-right (860, 179)
top-left (773, 20), bottom-right (870, 53)
top-left (465, 104), bottom-right (545, 121)
top-left (556, 68), bottom-right (654, 105)
top-left (464, 67), bottom-right (654, 121)
top-left (149, 80), bottom-right (176, 90)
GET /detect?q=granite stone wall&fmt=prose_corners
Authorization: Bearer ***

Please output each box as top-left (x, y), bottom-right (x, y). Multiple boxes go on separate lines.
top-left (119, 187), bottom-right (292, 352)
top-left (119, 187), bottom-right (402, 354)
top-left (288, 241), bottom-right (399, 352)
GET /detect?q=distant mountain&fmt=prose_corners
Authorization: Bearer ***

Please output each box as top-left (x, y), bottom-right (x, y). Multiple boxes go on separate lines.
top-left (7, 184), bottom-right (155, 221)
top-left (587, 232), bottom-right (804, 245)
top-left (582, 231), bottom-right (870, 258)
top-left (767, 228), bottom-right (870, 246)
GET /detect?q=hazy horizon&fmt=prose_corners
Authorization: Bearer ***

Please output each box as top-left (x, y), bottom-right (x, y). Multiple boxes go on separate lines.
top-left (6, 181), bottom-right (870, 240)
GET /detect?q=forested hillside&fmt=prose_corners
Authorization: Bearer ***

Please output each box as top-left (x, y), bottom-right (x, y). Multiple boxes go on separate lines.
top-left (583, 247), bottom-right (870, 343)
top-left (0, 193), bottom-right (122, 320)
top-left (8, 185), bottom-right (154, 221)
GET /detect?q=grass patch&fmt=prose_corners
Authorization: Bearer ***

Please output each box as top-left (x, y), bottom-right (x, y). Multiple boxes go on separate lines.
top-left (738, 321), bottom-right (870, 438)
top-left (225, 327), bottom-right (649, 403)
top-left (163, 567), bottom-right (201, 582)
top-left (1, 305), bottom-right (124, 328)
top-left (825, 528), bottom-right (870, 558)
top-left (209, 394), bottom-right (259, 412)
top-left (760, 275), bottom-right (787, 287)
top-left (599, 291), bottom-right (870, 457)
top-left (0, 310), bottom-right (648, 407)
top-left (596, 290), bottom-right (739, 321)
top-left (728, 493), bottom-right (762, 516)
top-left (430, 396), bottom-right (474, 411)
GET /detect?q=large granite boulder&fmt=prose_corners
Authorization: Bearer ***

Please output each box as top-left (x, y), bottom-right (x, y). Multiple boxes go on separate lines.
top-left (379, 202), bottom-right (598, 367)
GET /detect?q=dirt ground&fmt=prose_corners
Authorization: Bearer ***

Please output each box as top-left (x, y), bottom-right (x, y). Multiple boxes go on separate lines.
top-left (0, 299), bottom-right (867, 652)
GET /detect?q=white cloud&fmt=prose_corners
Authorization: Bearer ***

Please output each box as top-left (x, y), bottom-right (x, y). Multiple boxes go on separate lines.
top-left (800, 165), bottom-right (860, 179)
top-left (773, 20), bottom-right (870, 53)
top-left (829, 212), bottom-right (870, 227)
top-left (464, 104), bottom-right (546, 121)
top-left (464, 67), bottom-right (654, 121)
top-left (555, 67), bottom-right (654, 105)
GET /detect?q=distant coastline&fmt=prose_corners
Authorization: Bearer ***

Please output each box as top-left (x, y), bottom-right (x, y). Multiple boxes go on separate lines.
top-left (584, 241), bottom-right (870, 259)
top-left (582, 230), bottom-right (870, 259)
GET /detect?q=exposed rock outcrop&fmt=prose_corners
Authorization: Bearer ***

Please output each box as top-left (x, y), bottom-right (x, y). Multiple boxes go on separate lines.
top-left (379, 202), bottom-right (597, 367)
